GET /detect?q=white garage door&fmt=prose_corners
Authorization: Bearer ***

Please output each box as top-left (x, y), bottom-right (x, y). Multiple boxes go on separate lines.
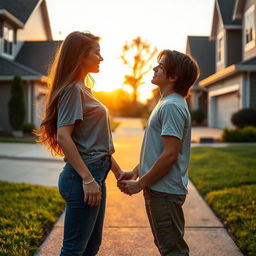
top-left (215, 92), bottom-right (239, 128)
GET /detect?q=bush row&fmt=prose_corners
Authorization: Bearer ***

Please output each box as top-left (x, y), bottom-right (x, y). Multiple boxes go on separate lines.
top-left (222, 126), bottom-right (256, 142)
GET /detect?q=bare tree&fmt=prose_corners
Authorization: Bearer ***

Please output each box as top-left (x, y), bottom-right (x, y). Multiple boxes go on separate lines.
top-left (121, 36), bottom-right (157, 103)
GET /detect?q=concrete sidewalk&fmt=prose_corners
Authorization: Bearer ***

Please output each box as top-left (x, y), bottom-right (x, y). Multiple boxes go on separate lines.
top-left (0, 119), bottom-right (244, 256)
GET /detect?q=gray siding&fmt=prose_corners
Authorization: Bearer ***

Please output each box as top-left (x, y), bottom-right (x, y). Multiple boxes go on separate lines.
top-left (243, 0), bottom-right (256, 61)
top-left (250, 73), bottom-right (256, 109)
top-left (227, 30), bottom-right (242, 66)
top-left (0, 82), bottom-right (11, 132)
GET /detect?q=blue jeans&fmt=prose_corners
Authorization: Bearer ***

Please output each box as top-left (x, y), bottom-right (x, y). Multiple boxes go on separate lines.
top-left (58, 155), bottom-right (111, 256)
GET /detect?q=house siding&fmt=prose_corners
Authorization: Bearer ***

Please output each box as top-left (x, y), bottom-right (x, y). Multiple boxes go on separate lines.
top-left (208, 74), bottom-right (243, 128)
top-left (17, 4), bottom-right (48, 41)
top-left (227, 30), bottom-right (242, 66)
top-left (250, 72), bottom-right (256, 109)
top-left (243, 0), bottom-right (256, 61)
top-left (216, 19), bottom-right (225, 72)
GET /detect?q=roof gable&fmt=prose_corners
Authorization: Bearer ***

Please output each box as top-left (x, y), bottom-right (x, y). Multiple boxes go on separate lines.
top-left (0, 56), bottom-right (42, 79)
top-left (210, 0), bottom-right (242, 39)
top-left (15, 41), bottom-right (61, 76)
top-left (186, 36), bottom-right (215, 81)
top-left (218, 0), bottom-right (241, 25)
top-left (0, 0), bottom-right (40, 24)
top-left (0, 0), bottom-right (52, 39)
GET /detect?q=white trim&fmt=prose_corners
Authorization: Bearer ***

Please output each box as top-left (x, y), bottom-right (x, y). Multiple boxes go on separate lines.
top-left (0, 10), bottom-right (24, 28)
top-left (244, 5), bottom-right (255, 51)
top-left (233, 0), bottom-right (242, 20)
top-left (27, 81), bottom-right (32, 123)
top-left (1, 52), bottom-right (14, 60)
top-left (2, 23), bottom-right (15, 59)
top-left (242, 72), bottom-right (250, 108)
top-left (209, 84), bottom-right (239, 97)
top-left (224, 25), bottom-right (242, 29)
top-left (216, 31), bottom-right (224, 65)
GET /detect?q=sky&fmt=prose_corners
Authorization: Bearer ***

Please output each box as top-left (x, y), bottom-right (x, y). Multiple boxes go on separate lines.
top-left (46, 0), bottom-right (215, 102)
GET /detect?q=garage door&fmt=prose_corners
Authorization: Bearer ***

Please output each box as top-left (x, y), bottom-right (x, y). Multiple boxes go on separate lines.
top-left (215, 92), bottom-right (239, 128)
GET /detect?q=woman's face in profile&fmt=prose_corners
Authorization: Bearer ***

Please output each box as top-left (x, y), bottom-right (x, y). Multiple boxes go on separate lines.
top-left (83, 41), bottom-right (104, 74)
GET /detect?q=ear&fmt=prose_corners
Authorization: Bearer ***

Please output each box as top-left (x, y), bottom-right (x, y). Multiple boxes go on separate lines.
top-left (168, 75), bottom-right (177, 83)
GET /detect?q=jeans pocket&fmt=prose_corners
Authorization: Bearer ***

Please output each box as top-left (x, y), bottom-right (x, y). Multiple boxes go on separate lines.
top-left (58, 173), bottom-right (75, 200)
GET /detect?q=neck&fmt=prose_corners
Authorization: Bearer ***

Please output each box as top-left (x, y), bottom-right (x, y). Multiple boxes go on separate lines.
top-left (76, 72), bottom-right (88, 84)
top-left (159, 84), bottom-right (175, 98)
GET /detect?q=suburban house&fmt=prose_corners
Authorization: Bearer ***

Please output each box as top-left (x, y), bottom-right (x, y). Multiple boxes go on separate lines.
top-left (187, 0), bottom-right (256, 129)
top-left (185, 36), bottom-right (215, 116)
top-left (0, 0), bottom-right (60, 132)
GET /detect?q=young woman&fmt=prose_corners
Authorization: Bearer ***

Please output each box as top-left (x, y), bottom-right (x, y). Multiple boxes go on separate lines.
top-left (35, 31), bottom-right (123, 256)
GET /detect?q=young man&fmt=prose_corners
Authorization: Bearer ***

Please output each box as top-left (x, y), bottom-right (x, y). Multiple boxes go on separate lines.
top-left (119, 50), bottom-right (200, 256)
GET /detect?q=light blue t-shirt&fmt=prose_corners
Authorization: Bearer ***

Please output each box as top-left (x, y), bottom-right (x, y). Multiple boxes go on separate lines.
top-left (139, 93), bottom-right (191, 195)
top-left (57, 82), bottom-right (115, 164)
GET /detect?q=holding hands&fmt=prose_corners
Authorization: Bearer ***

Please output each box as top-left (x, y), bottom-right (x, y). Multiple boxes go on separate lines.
top-left (117, 168), bottom-right (144, 196)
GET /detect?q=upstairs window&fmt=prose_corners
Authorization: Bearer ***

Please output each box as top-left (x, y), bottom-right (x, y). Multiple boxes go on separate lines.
top-left (3, 25), bottom-right (14, 56)
top-left (245, 5), bottom-right (255, 50)
top-left (217, 32), bottom-right (224, 64)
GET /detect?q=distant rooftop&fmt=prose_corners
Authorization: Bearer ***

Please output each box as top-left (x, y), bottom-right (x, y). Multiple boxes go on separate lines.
top-left (0, 0), bottom-right (40, 24)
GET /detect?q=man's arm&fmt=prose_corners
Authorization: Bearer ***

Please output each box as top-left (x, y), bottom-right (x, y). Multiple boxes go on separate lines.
top-left (121, 135), bottom-right (181, 195)
top-left (139, 135), bottom-right (180, 188)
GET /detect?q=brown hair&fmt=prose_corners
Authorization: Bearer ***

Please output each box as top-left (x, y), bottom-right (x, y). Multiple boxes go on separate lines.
top-left (157, 50), bottom-right (200, 97)
top-left (34, 31), bottom-right (100, 156)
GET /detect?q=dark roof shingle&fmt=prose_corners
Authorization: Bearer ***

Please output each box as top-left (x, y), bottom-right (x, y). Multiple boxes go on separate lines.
top-left (0, 56), bottom-right (41, 77)
top-left (217, 0), bottom-right (241, 25)
top-left (15, 41), bottom-right (62, 76)
top-left (187, 36), bottom-right (216, 81)
top-left (0, 0), bottom-right (40, 23)
top-left (239, 57), bottom-right (256, 65)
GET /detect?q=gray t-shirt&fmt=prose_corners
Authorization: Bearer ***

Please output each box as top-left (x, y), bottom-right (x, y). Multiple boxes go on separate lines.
top-left (57, 82), bottom-right (115, 164)
top-left (139, 93), bottom-right (191, 195)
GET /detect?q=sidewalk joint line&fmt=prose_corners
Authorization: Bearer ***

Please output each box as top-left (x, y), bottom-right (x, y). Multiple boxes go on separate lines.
top-left (0, 156), bottom-right (63, 163)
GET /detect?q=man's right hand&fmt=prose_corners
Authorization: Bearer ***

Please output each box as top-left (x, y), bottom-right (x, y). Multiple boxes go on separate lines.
top-left (117, 170), bottom-right (138, 194)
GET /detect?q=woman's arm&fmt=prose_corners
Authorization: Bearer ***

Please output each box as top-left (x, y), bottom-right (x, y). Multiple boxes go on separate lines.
top-left (57, 125), bottom-right (101, 206)
top-left (110, 156), bottom-right (122, 179)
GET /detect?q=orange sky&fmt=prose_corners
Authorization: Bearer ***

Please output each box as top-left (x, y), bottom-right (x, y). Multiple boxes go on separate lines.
top-left (46, 0), bottom-right (215, 103)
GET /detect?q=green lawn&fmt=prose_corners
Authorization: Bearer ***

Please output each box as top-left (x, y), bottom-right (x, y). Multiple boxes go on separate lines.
top-left (189, 146), bottom-right (256, 256)
top-left (0, 181), bottom-right (65, 256)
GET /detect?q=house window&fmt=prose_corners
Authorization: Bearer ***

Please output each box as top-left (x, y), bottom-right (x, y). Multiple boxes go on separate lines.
top-left (3, 25), bottom-right (14, 56)
top-left (245, 5), bottom-right (255, 50)
top-left (217, 32), bottom-right (224, 64)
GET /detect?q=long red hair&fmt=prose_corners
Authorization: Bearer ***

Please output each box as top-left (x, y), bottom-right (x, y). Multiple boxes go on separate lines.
top-left (34, 31), bottom-right (100, 156)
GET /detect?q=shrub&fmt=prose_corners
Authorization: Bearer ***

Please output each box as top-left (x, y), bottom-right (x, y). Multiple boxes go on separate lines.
top-left (231, 108), bottom-right (256, 129)
top-left (23, 123), bottom-right (35, 134)
top-left (222, 126), bottom-right (256, 142)
top-left (8, 76), bottom-right (25, 130)
top-left (191, 109), bottom-right (205, 124)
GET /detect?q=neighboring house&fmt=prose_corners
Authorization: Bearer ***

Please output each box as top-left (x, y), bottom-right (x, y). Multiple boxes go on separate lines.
top-left (185, 36), bottom-right (215, 116)
top-left (0, 0), bottom-right (61, 132)
top-left (198, 0), bottom-right (256, 129)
